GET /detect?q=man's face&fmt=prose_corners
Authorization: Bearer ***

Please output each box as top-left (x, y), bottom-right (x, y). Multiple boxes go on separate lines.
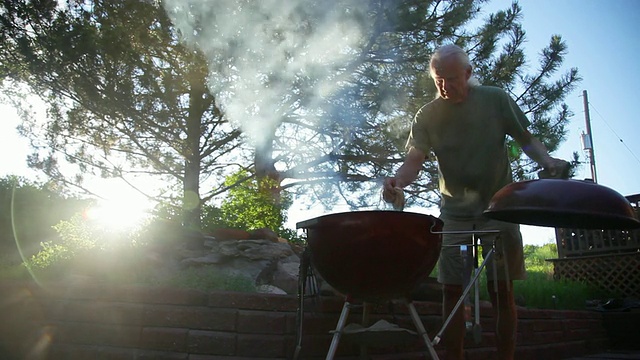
top-left (432, 56), bottom-right (472, 103)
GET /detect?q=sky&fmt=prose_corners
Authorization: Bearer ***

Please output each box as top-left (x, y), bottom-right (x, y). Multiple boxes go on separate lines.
top-left (486, 0), bottom-right (640, 244)
top-left (1, 0), bottom-right (639, 246)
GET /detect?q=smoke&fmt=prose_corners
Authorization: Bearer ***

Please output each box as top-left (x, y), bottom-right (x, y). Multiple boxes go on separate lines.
top-left (162, 0), bottom-right (372, 151)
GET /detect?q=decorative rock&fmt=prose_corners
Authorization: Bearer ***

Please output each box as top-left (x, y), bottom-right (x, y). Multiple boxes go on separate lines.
top-left (272, 259), bottom-right (300, 294)
top-left (180, 253), bottom-right (225, 266)
top-left (209, 228), bottom-right (252, 240)
top-left (248, 228), bottom-right (279, 242)
top-left (216, 240), bottom-right (293, 260)
top-left (172, 235), bottom-right (302, 295)
top-left (255, 284), bottom-right (287, 294)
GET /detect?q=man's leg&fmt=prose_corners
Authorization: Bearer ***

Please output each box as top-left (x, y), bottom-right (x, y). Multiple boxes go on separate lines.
top-left (438, 218), bottom-right (482, 360)
top-left (487, 280), bottom-right (517, 360)
top-left (482, 219), bottom-right (525, 360)
top-left (442, 284), bottom-right (465, 360)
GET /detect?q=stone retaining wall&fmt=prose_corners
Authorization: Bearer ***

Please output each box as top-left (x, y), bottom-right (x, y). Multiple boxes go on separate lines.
top-left (0, 282), bottom-right (610, 359)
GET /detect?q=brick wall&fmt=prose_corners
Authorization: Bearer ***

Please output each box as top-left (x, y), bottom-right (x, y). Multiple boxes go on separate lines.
top-left (0, 281), bottom-right (609, 360)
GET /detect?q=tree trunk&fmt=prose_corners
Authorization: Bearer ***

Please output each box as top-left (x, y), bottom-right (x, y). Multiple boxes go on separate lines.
top-left (182, 74), bottom-right (207, 231)
top-left (254, 129), bottom-right (283, 204)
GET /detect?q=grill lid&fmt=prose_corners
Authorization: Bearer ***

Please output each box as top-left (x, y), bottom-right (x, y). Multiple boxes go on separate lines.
top-left (483, 179), bottom-right (640, 229)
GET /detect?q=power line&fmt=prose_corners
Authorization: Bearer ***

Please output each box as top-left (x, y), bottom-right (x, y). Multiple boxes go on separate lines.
top-left (587, 101), bottom-right (640, 167)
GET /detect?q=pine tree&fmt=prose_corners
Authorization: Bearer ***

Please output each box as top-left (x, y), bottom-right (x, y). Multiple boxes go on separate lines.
top-left (0, 0), bottom-right (580, 226)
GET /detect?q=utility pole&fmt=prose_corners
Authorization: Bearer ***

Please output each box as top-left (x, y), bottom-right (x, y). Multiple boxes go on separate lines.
top-left (581, 90), bottom-right (598, 183)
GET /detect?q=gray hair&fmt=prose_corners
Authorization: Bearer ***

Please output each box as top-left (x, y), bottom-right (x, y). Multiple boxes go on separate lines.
top-left (429, 44), bottom-right (481, 88)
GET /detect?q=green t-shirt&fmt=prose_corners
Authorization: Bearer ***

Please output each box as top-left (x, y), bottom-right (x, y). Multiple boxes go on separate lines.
top-left (406, 86), bottom-right (530, 219)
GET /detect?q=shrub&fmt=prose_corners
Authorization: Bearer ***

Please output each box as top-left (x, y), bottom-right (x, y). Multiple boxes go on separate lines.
top-left (513, 270), bottom-right (605, 310)
top-left (523, 243), bottom-right (557, 270)
top-left (25, 211), bottom-right (154, 281)
top-left (201, 169), bottom-right (297, 241)
top-left (15, 208), bottom-right (263, 290)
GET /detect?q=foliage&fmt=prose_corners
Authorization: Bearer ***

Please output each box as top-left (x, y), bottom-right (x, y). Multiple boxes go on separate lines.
top-left (469, 244), bottom-right (615, 310)
top-left (0, 0), bottom-right (581, 227)
top-left (279, 228), bottom-right (307, 245)
top-left (513, 270), bottom-right (610, 310)
top-left (25, 211), bottom-right (152, 282)
top-left (523, 242), bottom-right (557, 270)
top-left (0, 175), bottom-right (89, 259)
top-left (222, 170), bottom-right (292, 231)
top-left (26, 240), bottom-right (73, 272)
top-left (169, 0), bottom-right (581, 210)
top-left (9, 204), bottom-right (260, 291)
top-left (430, 243), bottom-right (614, 310)
top-left (0, 0), bottom-right (244, 228)
top-left (202, 169), bottom-right (292, 234)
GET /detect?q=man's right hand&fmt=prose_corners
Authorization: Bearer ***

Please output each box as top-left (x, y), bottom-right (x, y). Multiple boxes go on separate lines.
top-left (382, 177), bottom-right (406, 210)
top-left (382, 177), bottom-right (397, 203)
top-left (381, 147), bottom-right (426, 204)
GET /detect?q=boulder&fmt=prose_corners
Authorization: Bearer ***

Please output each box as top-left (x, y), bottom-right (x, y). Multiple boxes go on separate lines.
top-left (248, 227), bottom-right (280, 242)
top-left (256, 284), bottom-right (288, 295)
top-left (209, 228), bottom-right (252, 240)
top-left (174, 235), bottom-right (302, 295)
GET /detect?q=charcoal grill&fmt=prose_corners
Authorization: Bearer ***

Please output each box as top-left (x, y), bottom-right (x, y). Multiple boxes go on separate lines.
top-left (294, 210), bottom-right (444, 359)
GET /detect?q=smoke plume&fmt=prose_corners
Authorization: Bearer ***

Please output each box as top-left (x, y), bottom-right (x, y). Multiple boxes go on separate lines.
top-left (162, 0), bottom-right (372, 150)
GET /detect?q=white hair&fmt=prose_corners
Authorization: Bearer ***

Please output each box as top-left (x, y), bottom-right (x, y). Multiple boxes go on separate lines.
top-left (468, 75), bottom-right (481, 87)
top-left (429, 44), bottom-right (481, 89)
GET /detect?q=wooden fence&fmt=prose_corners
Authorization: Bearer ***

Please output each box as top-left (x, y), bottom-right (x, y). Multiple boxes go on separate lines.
top-left (549, 194), bottom-right (640, 297)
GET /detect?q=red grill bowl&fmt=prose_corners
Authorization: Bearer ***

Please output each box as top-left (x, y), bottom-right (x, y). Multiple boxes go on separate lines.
top-left (297, 211), bottom-right (443, 301)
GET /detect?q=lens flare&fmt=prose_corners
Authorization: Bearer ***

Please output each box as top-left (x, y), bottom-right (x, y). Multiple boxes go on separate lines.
top-left (85, 197), bottom-right (152, 229)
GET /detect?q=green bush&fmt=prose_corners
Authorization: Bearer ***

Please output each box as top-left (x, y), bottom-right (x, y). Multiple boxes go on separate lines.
top-left (27, 213), bottom-right (97, 270)
top-left (24, 211), bottom-right (155, 282)
top-left (513, 270), bottom-right (608, 310)
top-left (523, 243), bottom-right (557, 270)
top-left (11, 208), bottom-right (263, 290)
top-left (0, 259), bottom-right (30, 281)
top-left (201, 169), bottom-right (301, 243)
top-left (0, 175), bottom-right (90, 262)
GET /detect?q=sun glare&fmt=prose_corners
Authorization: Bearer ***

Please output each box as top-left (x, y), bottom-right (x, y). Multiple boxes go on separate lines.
top-left (85, 195), bottom-right (153, 229)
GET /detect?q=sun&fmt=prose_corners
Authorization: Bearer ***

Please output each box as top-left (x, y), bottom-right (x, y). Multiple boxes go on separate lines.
top-left (84, 181), bottom-right (154, 229)
top-left (85, 199), bottom-right (152, 229)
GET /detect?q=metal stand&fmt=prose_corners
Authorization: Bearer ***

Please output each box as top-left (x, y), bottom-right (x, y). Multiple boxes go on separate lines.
top-left (294, 228), bottom-right (503, 360)
top-left (324, 299), bottom-right (440, 360)
top-left (293, 247), bottom-right (319, 360)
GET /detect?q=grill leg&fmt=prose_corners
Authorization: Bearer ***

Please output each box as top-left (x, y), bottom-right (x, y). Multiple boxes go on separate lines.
top-left (293, 247), bottom-right (315, 360)
top-left (359, 302), bottom-right (371, 360)
top-left (408, 302), bottom-right (440, 360)
top-left (326, 300), bottom-right (351, 360)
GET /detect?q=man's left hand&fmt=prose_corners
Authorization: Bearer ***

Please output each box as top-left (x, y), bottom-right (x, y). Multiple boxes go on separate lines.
top-left (539, 158), bottom-right (570, 179)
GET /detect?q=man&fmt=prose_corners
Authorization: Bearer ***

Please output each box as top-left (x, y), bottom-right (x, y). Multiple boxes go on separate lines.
top-left (382, 44), bottom-right (567, 360)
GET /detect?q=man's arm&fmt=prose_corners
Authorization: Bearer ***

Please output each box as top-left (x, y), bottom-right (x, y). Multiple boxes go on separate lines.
top-left (514, 130), bottom-right (568, 177)
top-left (382, 147), bottom-right (427, 203)
top-left (393, 147), bottom-right (427, 188)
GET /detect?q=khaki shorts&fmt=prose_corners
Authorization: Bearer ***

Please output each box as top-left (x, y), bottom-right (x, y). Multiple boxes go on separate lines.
top-left (437, 217), bottom-right (526, 285)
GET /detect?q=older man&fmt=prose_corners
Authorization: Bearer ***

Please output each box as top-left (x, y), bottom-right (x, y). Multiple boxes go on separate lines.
top-left (383, 44), bottom-right (567, 360)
